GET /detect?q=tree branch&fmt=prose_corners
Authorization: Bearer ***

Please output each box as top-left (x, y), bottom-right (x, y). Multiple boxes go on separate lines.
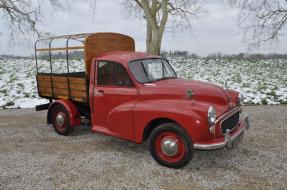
top-left (229, 0), bottom-right (287, 47)
top-left (159, 0), bottom-right (168, 34)
top-left (140, 0), bottom-right (159, 30)
top-left (0, 0), bottom-right (65, 38)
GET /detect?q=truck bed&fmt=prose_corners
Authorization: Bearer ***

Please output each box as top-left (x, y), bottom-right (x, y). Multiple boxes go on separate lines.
top-left (36, 72), bottom-right (89, 103)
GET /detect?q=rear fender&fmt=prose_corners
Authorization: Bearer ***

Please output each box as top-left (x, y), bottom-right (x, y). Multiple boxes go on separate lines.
top-left (47, 100), bottom-right (81, 127)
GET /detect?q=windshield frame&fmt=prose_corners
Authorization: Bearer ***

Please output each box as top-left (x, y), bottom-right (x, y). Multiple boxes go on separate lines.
top-left (128, 58), bottom-right (177, 84)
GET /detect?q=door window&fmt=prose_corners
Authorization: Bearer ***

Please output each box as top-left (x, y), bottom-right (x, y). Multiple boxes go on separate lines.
top-left (98, 61), bottom-right (133, 87)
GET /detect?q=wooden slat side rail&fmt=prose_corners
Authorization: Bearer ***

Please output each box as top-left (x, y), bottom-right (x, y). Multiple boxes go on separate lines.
top-left (37, 76), bottom-right (87, 90)
top-left (38, 89), bottom-right (87, 102)
top-left (69, 84), bottom-right (86, 91)
top-left (39, 87), bottom-right (52, 94)
top-left (37, 75), bottom-right (51, 82)
top-left (38, 81), bottom-right (86, 91)
top-left (37, 74), bottom-right (88, 103)
top-left (37, 80), bottom-right (52, 88)
top-left (47, 76), bottom-right (87, 85)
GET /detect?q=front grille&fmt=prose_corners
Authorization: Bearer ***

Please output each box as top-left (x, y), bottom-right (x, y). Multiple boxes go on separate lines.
top-left (221, 111), bottom-right (240, 134)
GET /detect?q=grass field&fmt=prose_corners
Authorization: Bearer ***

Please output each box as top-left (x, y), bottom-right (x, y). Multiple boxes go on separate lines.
top-left (170, 57), bottom-right (287, 105)
top-left (0, 58), bottom-right (286, 109)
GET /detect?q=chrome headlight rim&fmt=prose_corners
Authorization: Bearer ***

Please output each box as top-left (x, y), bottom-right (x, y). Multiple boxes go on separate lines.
top-left (208, 106), bottom-right (217, 125)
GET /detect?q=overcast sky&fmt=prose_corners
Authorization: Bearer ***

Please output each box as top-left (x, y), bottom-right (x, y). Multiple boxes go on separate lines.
top-left (0, 0), bottom-right (286, 56)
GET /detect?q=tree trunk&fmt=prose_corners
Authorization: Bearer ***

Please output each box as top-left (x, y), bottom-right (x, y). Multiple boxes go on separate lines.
top-left (149, 29), bottom-right (162, 55)
top-left (146, 21), bottom-right (152, 53)
top-left (140, 0), bottom-right (168, 55)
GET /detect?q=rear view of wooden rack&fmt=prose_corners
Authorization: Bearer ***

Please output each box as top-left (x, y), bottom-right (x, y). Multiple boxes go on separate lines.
top-left (35, 33), bottom-right (135, 103)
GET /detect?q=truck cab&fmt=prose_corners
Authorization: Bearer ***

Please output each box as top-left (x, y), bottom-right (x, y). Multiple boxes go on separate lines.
top-left (35, 33), bottom-right (250, 168)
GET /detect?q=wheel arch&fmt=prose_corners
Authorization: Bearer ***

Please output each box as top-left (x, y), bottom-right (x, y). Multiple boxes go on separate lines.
top-left (142, 117), bottom-right (187, 142)
top-left (47, 100), bottom-right (81, 127)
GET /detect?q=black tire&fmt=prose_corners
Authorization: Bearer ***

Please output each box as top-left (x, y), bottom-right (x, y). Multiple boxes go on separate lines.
top-left (51, 104), bottom-right (74, 135)
top-left (149, 122), bottom-right (193, 168)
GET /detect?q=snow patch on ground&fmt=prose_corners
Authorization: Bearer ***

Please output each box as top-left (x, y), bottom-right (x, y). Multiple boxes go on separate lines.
top-left (0, 58), bottom-right (286, 109)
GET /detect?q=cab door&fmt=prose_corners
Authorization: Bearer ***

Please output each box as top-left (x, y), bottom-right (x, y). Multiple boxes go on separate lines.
top-left (91, 61), bottom-right (138, 140)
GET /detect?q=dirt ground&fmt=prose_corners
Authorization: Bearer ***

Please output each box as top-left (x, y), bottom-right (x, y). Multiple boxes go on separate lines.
top-left (0, 106), bottom-right (286, 190)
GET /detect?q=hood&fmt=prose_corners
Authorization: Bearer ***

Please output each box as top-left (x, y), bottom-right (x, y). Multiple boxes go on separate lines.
top-left (139, 78), bottom-right (233, 116)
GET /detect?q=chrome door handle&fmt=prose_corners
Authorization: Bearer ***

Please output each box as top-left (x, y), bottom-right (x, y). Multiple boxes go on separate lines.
top-left (94, 90), bottom-right (104, 97)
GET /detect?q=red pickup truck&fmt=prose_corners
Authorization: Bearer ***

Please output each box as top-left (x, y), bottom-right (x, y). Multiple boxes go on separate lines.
top-left (35, 33), bottom-right (250, 168)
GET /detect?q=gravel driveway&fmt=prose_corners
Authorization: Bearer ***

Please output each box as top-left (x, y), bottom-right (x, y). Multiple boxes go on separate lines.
top-left (0, 106), bottom-right (286, 190)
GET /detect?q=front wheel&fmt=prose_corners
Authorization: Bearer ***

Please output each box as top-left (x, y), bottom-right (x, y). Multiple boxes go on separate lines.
top-left (149, 123), bottom-right (193, 168)
top-left (51, 104), bottom-right (74, 135)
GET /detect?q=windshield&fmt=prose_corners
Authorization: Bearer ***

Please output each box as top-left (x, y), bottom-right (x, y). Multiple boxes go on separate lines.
top-left (129, 59), bottom-right (177, 83)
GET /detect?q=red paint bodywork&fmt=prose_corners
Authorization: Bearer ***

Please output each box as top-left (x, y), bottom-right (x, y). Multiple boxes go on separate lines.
top-left (84, 51), bottom-right (242, 145)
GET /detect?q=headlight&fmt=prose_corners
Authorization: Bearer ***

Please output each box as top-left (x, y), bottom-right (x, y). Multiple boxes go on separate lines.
top-left (238, 93), bottom-right (244, 105)
top-left (208, 106), bottom-right (217, 125)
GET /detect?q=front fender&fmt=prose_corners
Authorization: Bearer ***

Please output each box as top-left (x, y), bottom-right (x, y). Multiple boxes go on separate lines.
top-left (226, 89), bottom-right (240, 106)
top-left (133, 99), bottom-right (211, 143)
top-left (47, 100), bottom-right (81, 127)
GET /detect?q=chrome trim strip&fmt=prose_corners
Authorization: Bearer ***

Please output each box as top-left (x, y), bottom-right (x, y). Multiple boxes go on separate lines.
top-left (220, 111), bottom-right (240, 135)
top-left (212, 106), bottom-right (241, 135)
top-left (193, 116), bottom-right (250, 150)
top-left (215, 106), bottom-right (241, 125)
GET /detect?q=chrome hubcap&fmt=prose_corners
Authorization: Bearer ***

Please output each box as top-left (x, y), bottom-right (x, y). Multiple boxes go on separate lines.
top-left (56, 113), bottom-right (65, 127)
top-left (160, 138), bottom-right (178, 156)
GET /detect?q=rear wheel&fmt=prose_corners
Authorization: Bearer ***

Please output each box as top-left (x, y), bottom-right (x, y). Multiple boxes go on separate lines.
top-left (51, 104), bottom-right (73, 135)
top-left (149, 123), bottom-right (193, 168)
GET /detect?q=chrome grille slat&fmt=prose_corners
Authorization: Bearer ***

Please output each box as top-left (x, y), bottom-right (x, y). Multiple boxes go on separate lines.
top-left (221, 111), bottom-right (240, 134)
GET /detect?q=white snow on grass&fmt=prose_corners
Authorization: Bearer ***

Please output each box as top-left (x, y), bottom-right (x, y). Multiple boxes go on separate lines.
top-left (0, 58), bottom-right (49, 109)
top-left (0, 57), bottom-right (286, 109)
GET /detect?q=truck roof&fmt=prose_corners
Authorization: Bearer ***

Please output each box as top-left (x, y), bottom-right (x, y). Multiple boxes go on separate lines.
top-left (96, 51), bottom-right (161, 64)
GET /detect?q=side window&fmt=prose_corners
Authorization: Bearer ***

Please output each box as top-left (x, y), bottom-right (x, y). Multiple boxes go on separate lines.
top-left (98, 61), bottom-right (133, 87)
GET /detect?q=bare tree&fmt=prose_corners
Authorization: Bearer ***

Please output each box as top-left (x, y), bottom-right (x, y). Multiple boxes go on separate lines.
top-left (123, 0), bottom-right (201, 55)
top-left (0, 0), bottom-right (62, 38)
top-left (1, 0), bottom-right (201, 54)
top-left (229, 0), bottom-right (287, 47)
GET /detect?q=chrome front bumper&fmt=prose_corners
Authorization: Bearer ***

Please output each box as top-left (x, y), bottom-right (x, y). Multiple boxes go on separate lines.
top-left (193, 115), bottom-right (251, 150)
